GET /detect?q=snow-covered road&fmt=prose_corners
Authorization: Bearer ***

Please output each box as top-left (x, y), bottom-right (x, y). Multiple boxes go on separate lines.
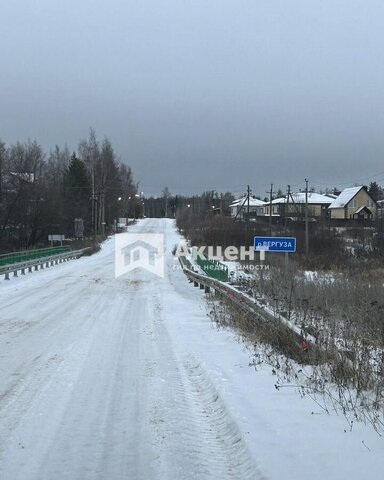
top-left (0, 219), bottom-right (258, 479)
top-left (1, 219), bottom-right (383, 480)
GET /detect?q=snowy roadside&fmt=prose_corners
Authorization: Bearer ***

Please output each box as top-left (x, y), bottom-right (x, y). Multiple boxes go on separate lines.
top-left (166, 222), bottom-right (384, 480)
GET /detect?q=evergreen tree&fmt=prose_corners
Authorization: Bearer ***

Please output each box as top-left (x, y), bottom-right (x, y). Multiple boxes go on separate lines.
top-left (368, 181), bottom-right (382, 201)
top-left (64, 153), bottom-right (91, 233)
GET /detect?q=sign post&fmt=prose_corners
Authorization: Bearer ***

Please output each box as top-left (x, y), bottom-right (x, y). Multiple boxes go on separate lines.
top-left (254, 236), bottom-right (297, 277)
top-left (48, 234), bottom-right (65, 247)
top-left (254, 237), bottom-right (297, 253)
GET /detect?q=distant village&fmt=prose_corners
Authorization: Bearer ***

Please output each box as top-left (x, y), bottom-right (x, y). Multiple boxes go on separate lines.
top-left (229, 184), bottom-right (382, 225)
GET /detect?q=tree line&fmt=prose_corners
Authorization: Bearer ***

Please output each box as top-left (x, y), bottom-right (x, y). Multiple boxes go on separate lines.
top-left (143, 189), bottom-right (235, 218)
top-left (0, 130), bottom-right (138, 252)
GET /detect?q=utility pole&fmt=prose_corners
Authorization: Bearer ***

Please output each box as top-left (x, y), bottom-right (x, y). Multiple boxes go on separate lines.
top-left (234, 186), bottom-right (251, 220)
top-left (91, 169), bottom-right (96, 236)
top-left (305, 178), bottom-right (309, 255)
top-left (285, 185), bottom-right (290, 233)
top-left (269, 183), bottom-right (273, 236)
top-left (163, 188), bottom-right (169, 218)
top-left (0, 144), bottom-right (3, 203)
top-left (100, 188), bottom-right (105, 235)
top-left (142, 194), bottom-right (145, 217)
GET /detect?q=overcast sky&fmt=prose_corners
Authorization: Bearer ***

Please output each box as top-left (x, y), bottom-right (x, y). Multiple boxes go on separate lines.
top-left (1, 1), bottom-right (384, 197)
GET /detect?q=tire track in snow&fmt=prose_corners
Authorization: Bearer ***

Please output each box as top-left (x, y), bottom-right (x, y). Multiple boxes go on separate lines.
top-left (142, 292), bottom-right (264, 480)
top-left (181, 355), bottom-right (265, 480)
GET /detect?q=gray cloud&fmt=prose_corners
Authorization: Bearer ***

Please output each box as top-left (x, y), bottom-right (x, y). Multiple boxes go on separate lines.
top-left (1, 0), bottom-right (384, 197)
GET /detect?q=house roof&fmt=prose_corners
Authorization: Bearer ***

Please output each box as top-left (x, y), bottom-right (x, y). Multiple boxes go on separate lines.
top-left (230, 197), bottom-right (265, 207)
top-left (270, 192), bottom-right (332, 205)
top-left (328, 186), bottom-right (363, 209)
top-left (10, 172), bottom-right (35, 183)
top-left (355, 205), bottom-right (372, 214)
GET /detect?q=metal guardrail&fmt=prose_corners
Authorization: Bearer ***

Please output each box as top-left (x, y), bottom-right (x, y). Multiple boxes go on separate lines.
top-left (0, 246), bottom-right (70, 266)
top-left (0, 248), bottom-right (91, 280)
top-left (181, 256), bottom-right (353, 366)
top-left (179, 255), bottom-right (305, 345)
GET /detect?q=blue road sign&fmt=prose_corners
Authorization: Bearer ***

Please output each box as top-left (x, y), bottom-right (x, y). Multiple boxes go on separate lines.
top-left (254, 236), bottom-right (296, 253)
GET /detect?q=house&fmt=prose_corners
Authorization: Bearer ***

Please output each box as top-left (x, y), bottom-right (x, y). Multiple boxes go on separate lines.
top-left (9, 172), bottom-right (35, 183)
top-left (264, 192), bottom-right (333, 219)
top-left (328, 186), bottom-right (377, 219)
top-left (230, 197), bottom-right (265, 220)
top-left (377, 199), bottom-right (384, 211)
top-left (263, 197), bottom-right (283, 216)
top-left (0, 172), bottom-right (35, 197)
